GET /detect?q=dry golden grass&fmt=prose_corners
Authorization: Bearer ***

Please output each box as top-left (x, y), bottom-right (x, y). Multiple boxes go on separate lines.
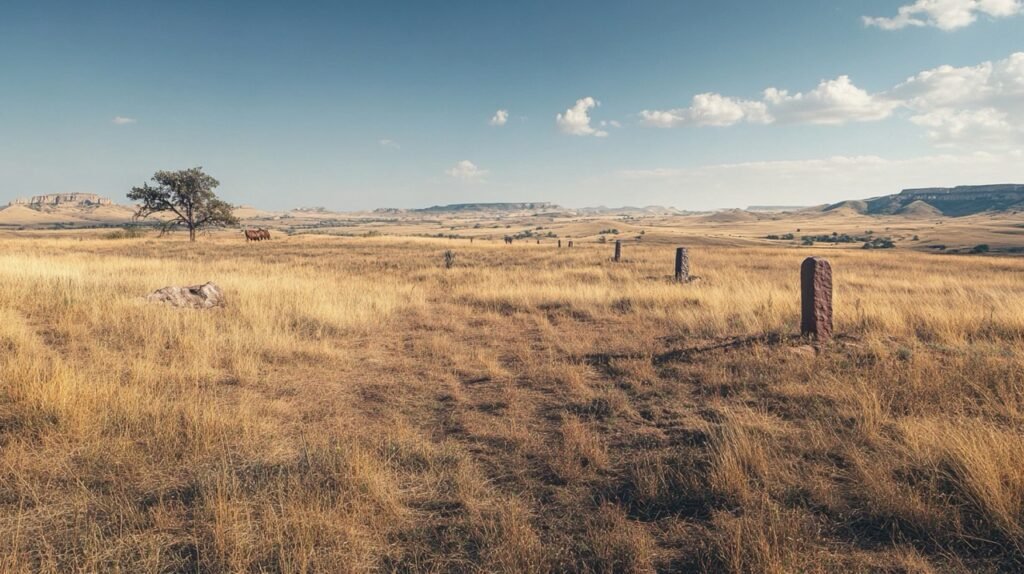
top-left (0, 232), bottom-right (1022, 572)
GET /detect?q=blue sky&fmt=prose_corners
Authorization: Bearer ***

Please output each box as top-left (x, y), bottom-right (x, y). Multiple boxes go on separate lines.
top-left (1, 0), bottom-right (1022, 210)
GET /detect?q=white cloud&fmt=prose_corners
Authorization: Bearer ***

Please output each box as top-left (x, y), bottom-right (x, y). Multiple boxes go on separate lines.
top-left (638, 109), bottom-right (687, 128)
top-left (611, 151), bottom-right (1024, 209)
top-left (637, 51), bottom-right (1024, 147)
top-left (763, 76), bottom-right (899, 125)
top-left (379, 139), bottom-right (400, 149)
top-left (910, 108), bottom-right (1017, 145)
top-left (640, 78), bottom-right (894, 129)
top-left (863, 0), bottom-right (1022, 30)
top-left (445, 160), bottom-right (489, 182)
top-left (641, 93), bottom-right (772, 127)
top-left (556, 97), bottom-right (608, 137)
top-left (112, 116), bottom-right (137, 125)
top-left (489, 109), bottom-right (509, 126)
top-left (894, 52), bottom-right (1024, 146)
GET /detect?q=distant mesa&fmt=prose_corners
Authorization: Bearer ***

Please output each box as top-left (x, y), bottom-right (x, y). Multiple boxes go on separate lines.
top-left (10, 193), bottom-right (112, 208)
top-left (826, 184), bottom-right (1024, 217)
top-left (414, 202), bottom-right (558, 213)
top-left (747, 205), bottom-right (810, 213)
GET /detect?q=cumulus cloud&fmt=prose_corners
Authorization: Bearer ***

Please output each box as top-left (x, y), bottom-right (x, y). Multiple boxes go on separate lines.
top-left (763, 76), bottom-right (899, 125)
top-left (445, 160), bottom-right (489, 182)
top-left (910, 108), bottom-right (1016, 146)
top-left (489, 109), bottom-right (509, 126)
top-left (379, 139), bottom-right (400, 149)
top-left (637, 51), bottom-right (1024, 147)
top-left (863, 0), bottom-right (1022, 30)
top-left (641, 78), bottom-right (894, 128)
top-left (556, 97), bottom-right (608, 137)
top-left (640, 93), bottom-right (771, 127)
top-left (894, 52), bottom-right (1024, 145)
top-left (112, 116), bottom-right (137, 125)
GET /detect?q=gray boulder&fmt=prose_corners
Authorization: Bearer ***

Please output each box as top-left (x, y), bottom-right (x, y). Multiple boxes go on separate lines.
top-left (146, 282), bottom-right (225, 309)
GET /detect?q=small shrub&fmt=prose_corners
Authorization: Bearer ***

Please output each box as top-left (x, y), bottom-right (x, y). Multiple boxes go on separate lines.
top-left (971, 244), bottom-right (990, 254)
top-left (102, 225), bottom-right (148, 240)
top-left (443, 250), bottom-right (456, 269)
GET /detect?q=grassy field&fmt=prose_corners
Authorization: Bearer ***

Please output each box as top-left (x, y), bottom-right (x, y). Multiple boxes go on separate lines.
top-left (1, 232), bottom-right (1022, 572)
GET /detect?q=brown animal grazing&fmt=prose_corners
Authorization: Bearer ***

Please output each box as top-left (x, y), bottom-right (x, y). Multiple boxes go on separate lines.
top-left (258, 229), bottom-right (271, 240)
top-left (243, 229), bottom-right (261, 242)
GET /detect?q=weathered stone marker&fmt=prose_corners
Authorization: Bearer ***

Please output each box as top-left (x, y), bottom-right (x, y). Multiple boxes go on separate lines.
top-left (675, 247), bottom-right (690, 282)
top-left (614, 240), bottom-right (622, 262)
top-left (800, 257), bottom-right (833, 341)
top-left (146, 282), bottom-right (225, 309)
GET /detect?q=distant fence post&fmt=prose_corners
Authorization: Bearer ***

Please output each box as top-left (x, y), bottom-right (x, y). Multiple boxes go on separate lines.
top-left (558, 240), bottom-right (562, 248)
top-left (675, 247), bottom-right (689, 282)
top-left (568, 240), bottom-right (574, 248)
top-left (614, 240), bottom-right (621, 262)
top-left (800, 257), bottom-right (833, 341)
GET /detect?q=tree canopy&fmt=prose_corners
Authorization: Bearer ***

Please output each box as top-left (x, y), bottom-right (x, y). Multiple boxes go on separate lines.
top-left (128, 167), bottom-right (238, 241)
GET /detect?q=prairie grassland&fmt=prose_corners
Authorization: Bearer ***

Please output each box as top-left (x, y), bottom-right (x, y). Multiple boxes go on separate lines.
top-left (0, 233), bottom-right (1022, 572)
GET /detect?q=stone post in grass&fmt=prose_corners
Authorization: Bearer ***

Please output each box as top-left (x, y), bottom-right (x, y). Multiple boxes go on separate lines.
top-left (614, 240), bottom-right (622, 262)
top-left (675, 247), bottom-right (690, 282)
top-left (800, 256), bottom-right (833, 341)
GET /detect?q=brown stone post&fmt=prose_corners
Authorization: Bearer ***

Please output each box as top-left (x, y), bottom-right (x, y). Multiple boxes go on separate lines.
top-left (614, 240), bottom-right (621, 262)
top-left (675, 247), bottom-right (689, 282)
top-left (800, 257), bottom-right (833, 341)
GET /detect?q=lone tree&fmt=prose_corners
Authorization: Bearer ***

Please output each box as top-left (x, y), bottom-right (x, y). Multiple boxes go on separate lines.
top-left (128, 167), bottom-right (238, 241)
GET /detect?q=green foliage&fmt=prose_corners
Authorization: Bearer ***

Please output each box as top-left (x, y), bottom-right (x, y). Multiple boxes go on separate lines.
top-left (128, 167), bottom-right (238, 241)
top-left (971, 244), bottom-right (990, 254)
top-left (862, 237), bottom-right (895, 249)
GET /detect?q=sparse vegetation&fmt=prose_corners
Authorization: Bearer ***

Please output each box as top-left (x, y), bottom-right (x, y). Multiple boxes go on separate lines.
top-left (862, 236), bottom-right (896, 249)
top-left (0, 233), bottom-right (1022, 572)
top-left (102, 225), bottom-right (149, 240)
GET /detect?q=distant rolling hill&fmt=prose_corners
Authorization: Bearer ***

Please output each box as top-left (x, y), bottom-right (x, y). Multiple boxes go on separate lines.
top-left (825, 184), bottom-right (1024, 217)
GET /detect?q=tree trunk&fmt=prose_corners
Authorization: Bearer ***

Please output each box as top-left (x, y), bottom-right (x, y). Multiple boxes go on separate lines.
top-left (189, 226), bottom-right (196, 242)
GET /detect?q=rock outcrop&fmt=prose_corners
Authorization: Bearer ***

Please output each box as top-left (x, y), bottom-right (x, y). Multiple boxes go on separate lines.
top-left (146, 282), bottom-right (225, 309)
top-left (10, 193), bottom-right (112, 208)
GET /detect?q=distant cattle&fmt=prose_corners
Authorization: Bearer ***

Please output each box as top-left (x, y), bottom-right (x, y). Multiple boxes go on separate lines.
top-left (504, 236), bottom-right (513, 245)
top-left (243, 228), bottom-right (271, 242)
